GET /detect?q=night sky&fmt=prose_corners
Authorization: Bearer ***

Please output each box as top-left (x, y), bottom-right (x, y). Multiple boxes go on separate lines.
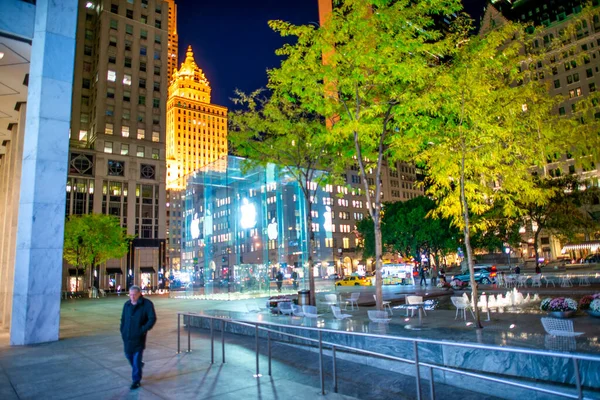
top-left (175, 0), bottom-right (488, 110)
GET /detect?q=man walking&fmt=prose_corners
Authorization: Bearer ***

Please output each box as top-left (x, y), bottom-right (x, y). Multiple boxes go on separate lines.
top-left (120, 285), bottom-right (156, 390)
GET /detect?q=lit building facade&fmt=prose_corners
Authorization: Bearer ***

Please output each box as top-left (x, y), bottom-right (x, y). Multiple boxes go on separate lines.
top-left (483, 0), bottom-right (600, 261)
top-left (166, 45), bottom-right (228, 272)
top-left (165, 0), bottom-right (178, 81)
top-left (64, 0), bottom-right (171, 293)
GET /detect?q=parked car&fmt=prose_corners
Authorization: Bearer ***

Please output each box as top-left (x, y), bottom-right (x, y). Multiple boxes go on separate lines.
top-left (336, 276), bottom-right (373, 286)
top-left (327, 273), bottom-right (341, 280)
top-left (452, 265), bottom-right (497, 285)
top-left (584, 254), bottom-right (600, 264)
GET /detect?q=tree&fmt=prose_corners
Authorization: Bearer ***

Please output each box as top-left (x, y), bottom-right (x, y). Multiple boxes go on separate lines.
top-left (519, 176), bottom-right (600, 267)
top-left (418, 18), bottom-right (573, 328)
top-left (268, 0), bottom-right (462, 309)
top-left (63, 214), bottom-right (133, 291)
top-left (229, 90), bottom-right (344, 305)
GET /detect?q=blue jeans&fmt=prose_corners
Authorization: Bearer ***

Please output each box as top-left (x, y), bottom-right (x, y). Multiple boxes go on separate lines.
top-left (125, 350), bottom-right (144, 383)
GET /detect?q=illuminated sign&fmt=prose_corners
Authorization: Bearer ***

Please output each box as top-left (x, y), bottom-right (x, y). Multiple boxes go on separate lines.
top-left (240, 198), bottom-right (257, 229)
top-left (267, 218), bottom-right (278, 240)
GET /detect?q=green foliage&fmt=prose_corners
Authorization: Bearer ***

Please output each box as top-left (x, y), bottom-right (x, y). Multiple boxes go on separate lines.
top-left (63, 214), bottom-right (133, 270)
top-left (268, 0), bottom-right (462, 309)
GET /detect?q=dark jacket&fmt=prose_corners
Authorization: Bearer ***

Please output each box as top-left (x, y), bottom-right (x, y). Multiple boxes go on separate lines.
top-left (120, 296), bottom-right (157, 354)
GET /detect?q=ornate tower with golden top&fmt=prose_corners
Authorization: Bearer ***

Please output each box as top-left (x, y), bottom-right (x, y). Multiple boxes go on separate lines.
top-left (166, 46), bottom-right (228, 189)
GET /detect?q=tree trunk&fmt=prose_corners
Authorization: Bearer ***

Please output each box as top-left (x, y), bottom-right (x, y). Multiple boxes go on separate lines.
top-left (533, 225), bottom-right (541, 270)
top-left (307, 210), bottom-right (316, 306)
top-left (460, 151), bottom-right (482, 329)
top-left (374, 215), bottom-right (383, 310)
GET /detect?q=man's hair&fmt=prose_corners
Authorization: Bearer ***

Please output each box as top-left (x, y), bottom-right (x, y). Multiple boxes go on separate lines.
top-left (130, 285), bottom-right (141, 293)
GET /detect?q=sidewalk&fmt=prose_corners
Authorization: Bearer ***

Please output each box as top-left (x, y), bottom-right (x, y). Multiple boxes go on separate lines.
top-left (0, 296), bottom-right (502, 400)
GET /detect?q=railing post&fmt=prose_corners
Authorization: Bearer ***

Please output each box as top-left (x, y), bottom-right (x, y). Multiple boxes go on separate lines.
top-left (319, 330), bottom-right (325, 395)
top-left (255, 324), bottom-right (260, 377)
top-left (187, 317), bottom-right (191, 352)
top-left (177, 313), bottom-right (181, 354)
top-left (333, 345), bottom-right (338, 393)
top-left (429, 366), bottom-right (435, 400)
top-left (221, 320), bottom-right (226, 363)
top-left (210, 318), bottom-right (214, 364)
top-left (414, 341), bottom-right (422, 400)
top-left (572, 358), bottom-right (583, 400)
top-left (268, 330), bottom-right (272, 376)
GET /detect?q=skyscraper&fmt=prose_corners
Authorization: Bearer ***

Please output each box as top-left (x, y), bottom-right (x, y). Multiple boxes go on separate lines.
top-left (166, 46), bottom-right (228, 271)
top-left (64, 0), bottom-right (171, 292)
top-left (165, 0), bottom-right (178, 81)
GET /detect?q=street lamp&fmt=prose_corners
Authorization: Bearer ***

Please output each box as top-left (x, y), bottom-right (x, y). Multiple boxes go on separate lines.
top-left (505, 246), bottom-right (511, 270)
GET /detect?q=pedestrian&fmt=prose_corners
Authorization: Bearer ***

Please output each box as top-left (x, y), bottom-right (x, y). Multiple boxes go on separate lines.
top-left (419, 265), bottom-right (427, 286)
top-left (120, 285), bottom-right (157, 390)
top-left (117, 285), bottom-right (122, 296)
top-left (514, 265), bottom-right (521, 275)
top-left (291, 270), bottom-right (298, 290)
top-left (430, 267), bottom-right (438, 287)
top-left (276, 270), bottom-right (283, 292)
top-left (535, 265), bottom-right (541, 274)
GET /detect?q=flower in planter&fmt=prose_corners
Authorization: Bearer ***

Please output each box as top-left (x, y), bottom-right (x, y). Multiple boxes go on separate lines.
top-left (590, 299), bottom-right (600, 312)
top-left (540, 298), bottom-right (552, 311)
top-left (546, 297), bottom-right (578, 312)
top-left (578, 293), bottom-right (600, 310)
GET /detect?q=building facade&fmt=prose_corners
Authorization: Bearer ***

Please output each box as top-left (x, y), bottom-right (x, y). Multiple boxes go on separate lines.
top-left (166, 46), bottom-right (228, 272)
top-left (483, 0), bottom-right (600, 261)
top-left (64, 0), bottom-right (171, 293)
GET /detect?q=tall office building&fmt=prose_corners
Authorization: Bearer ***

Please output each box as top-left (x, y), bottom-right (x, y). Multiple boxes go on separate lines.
top-left (165, 0), bottom-right (178, 81)
top-left (64, 0), bottom-right (172, 292)
top-left (166, 46), bottom-right (228, 271)
top-left (482, 0), bottom-right (600, 261)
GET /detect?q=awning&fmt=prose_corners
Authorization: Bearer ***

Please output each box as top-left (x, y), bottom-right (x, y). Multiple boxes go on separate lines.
top-left (106, 268), bottom-right (123, 274)
top-left (561, 241), bottom-right (600, 253)
top-left (140, 267), bottom-right (156, 274)
top-left (68, 268), bottom-right (84, 276)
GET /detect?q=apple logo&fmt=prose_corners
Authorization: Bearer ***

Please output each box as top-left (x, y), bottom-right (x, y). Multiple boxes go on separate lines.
top-left (323, 206), bottom-right (332, 232)
top-left (267, 218), bottom-right (278, 240)
top-left (190, 213), bottom-right (200, 239)
top-left (240, 198), bottom-right (257, 229)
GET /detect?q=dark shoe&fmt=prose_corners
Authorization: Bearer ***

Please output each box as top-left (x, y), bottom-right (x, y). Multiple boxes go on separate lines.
top-left (130, 382), bottom-right (141, 390)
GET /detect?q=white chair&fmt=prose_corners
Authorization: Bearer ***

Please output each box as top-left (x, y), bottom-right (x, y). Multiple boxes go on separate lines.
top-left (560, 275), bottom-right (573, 288)
top-left (99, 289), bottom-right (107, 297)
top-left (542, 275), bottom-right (556, 288)
top-left (278, 302), bottom-right (293, 316)
top-left (373, 295), bottom-right (393, 315)
top-left (347, 293), bottom-right (360, 310)
top-left (406, 296), bottom-right (427, 317)
top-left (504, 275), bottom-right (516, 288)
top-left (368, 310), bottom-right (391, 323)
top-left (541, 318), bottom-right (584, 337)
top-left (331, 306), bottom-right (351, 320)
top-left (578, 275), bottom-right (590, 286)
top-left (451, 296), bottom-right (475, 320)
top-left (531, 274), bottom-right (542, 288)
top-left (323, 294), bottom-right (339, 309)
top-left (292, 304), bottom-right (304, 317)
top-left (496, 274), bottom-right (505, 287)
top-left (246, 303), bottom-right (260, 313)
top-left (302, 305), bottom-right (320, 318)
top-left (517, 275), bottom-right (528, 288)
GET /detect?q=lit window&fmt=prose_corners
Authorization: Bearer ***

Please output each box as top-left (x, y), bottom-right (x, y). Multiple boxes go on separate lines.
top-left (121, 144), bottom-right (129, 155)
top-left (107, 70), bottom-right (116, 82)
top-left (86, 2), bottom-right (94, 9)
top-left (123, 74), bottom-right (132, 85)
top-left (137, 128), bottom-right (145, 140)
top-left (152, 149), bottom-right (159, 160)
top-left (105, 123), bottom-right (114, 135)
top-left (104, 141), bottom-right (113, 153)
top-left (79, 130), bottom-right (88, 141)
top-left (152, 131), bottom-right (159, 142)
top-left (122, 126), bottom-right (130, 138)
top-left (137, 146), bottom-right (145, 158)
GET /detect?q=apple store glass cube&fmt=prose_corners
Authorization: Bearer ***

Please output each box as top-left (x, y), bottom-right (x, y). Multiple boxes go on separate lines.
top-left (177, 156), bottom-right (334, 298)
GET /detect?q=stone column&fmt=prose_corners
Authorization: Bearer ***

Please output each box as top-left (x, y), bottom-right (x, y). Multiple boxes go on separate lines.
top-left (10, 0), bottom-right (78, 345)
top-left (0, 110), bottom-right (26, 330)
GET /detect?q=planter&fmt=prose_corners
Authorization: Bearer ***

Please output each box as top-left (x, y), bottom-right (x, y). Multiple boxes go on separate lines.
top-left (586, 310), bottom-right (600, 318)
top-left (548, 310), bottom-right (576, 318)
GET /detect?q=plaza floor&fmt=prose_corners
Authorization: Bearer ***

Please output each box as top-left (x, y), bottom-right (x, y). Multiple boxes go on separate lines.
top-left (0, 283), bottom-right (598, 400)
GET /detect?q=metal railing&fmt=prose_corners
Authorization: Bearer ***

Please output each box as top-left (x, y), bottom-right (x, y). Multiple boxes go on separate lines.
top-left (176, 312), bottom-right (600, 400)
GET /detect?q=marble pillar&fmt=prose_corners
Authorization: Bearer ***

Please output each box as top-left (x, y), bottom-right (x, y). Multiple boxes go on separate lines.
top-left (10, 0), bottom-right (78, 345)
top-left (0, 109), bottom-right (26, 330)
